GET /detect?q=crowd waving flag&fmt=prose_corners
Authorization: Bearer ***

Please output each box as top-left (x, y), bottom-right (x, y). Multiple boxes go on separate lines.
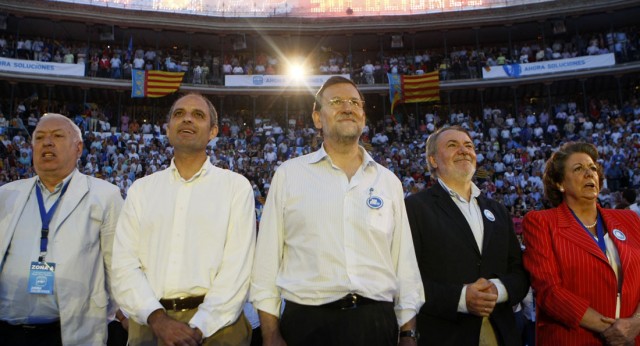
top-left (131, 69), bottom-right (184, 98)
top-left (388, 71), bottom-right (440, 113)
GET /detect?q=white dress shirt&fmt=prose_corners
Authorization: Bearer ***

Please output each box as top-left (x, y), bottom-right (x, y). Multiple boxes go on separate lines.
top-left (112, 159), bottom-right (256, 337)
top-left (436, 179), bottom-right (509, 313)
top-left (602, 233), bottom-right (622, 318)
top-left (251, 145), bottom-right (424, 326)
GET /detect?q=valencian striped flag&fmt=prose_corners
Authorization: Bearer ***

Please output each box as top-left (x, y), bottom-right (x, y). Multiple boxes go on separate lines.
top-left (131, 69), bottom-right (184, 98)
top-left (388, 71), bottom-right (440, 113)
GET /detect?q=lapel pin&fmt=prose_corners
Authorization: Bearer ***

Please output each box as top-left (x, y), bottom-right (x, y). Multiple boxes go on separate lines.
top-left (483, 209), bottom-right (495, 222)
top-left (612, 229), bottom-right (626, 241)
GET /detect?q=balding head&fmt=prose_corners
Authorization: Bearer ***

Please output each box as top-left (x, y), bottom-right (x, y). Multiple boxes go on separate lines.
top-left (32, 113), bottom-right (82, 144)
top-left (32, 113), bottom-right (83, 190)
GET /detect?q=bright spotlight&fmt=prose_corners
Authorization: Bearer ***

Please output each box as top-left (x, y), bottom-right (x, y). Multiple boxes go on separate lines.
top-left (288, 63), bottom-right (306, 81)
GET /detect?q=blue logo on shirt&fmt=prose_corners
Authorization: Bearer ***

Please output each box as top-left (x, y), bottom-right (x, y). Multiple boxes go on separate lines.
top-left (367, 196), bottom-right (384, 209)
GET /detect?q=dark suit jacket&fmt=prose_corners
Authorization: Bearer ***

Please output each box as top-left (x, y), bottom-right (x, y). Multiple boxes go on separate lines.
top-left (405, 183), bottom-right (529, 346)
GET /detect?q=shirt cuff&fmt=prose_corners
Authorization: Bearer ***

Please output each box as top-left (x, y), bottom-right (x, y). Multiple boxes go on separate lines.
top-left (252, 297), bottom-right (282, 319)
top-left (396, 308), bottom-right (418, 327)
top-left (139, 300), bottom-right (165, 326)
top-left (457, 285), bottom-right (468, 313)
top-left (189, 308), bottom-right (229, 338)
top-left (489, 278), bottom-right (509, 304)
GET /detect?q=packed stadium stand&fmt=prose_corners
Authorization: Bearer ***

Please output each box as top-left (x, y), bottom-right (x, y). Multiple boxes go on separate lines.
top-left (1, 0), bottom-right (640, 218)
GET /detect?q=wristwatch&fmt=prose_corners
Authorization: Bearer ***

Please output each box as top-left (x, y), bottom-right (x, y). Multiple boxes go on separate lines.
top-left (399, 329), bottom-right (420, 341)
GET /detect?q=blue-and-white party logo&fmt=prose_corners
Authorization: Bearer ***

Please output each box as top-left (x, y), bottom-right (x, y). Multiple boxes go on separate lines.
top-left (252, 76), bottom-right (264, 85)
top-left (502, 63), bottom-right (522, 78)
top-left (483, 209), bottom-right (495, 222)
top-left (613, 229), bottom-right (626, 241)
top-left (367, 196), bottom-right (384, 209)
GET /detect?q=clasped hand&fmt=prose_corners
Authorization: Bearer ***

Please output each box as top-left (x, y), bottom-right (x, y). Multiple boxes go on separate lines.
top-left (466, 278), bottom-right (499, 317)
top-left (148, 309), bottom-right (203, 346)
top-left (600, 316), bottom-right (640, 346)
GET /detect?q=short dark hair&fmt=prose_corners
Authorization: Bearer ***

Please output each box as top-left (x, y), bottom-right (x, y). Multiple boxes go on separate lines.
top-left (622, 188), bottom-right (637, 204)
top-left (543, 142), bottom-right (605, 207)
top-left (313, 76), bottom-right (363, 112)
top-left (168, 93), bottom-right (218, 128)
top-left (425, 125), bottom-right (473, 179)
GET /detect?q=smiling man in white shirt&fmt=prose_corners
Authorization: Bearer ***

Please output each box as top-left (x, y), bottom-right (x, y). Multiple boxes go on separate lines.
top-left (112, 93), bottom-right (255, 346)
top-left (251, 76), bottom-right (424, 346)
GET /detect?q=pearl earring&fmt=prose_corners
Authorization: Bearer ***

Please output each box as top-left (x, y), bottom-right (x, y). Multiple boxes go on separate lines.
top-left (559, 187), bottom-right (565, 192)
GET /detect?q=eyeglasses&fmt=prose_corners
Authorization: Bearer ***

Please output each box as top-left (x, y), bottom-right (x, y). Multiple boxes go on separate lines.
top-left (325, 97), bottom-right (365, 109)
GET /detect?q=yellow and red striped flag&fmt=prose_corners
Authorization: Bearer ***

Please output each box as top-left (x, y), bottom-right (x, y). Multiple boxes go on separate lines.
top-left (388, 71), bottom-right (440, 113)
top-left (131, 69), bottom-right (184, 98)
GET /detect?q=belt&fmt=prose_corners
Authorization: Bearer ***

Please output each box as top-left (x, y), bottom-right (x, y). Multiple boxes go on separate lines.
top-left (0, 319), bottom-right (61, 332)
top-left (319, 293), bottom-right (382, 310)
top-left (159, 295), bottom-right (205, 312)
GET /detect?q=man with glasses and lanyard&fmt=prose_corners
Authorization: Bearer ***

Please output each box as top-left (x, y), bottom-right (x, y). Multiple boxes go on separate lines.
top-left (251, 76), bottom-right (424, 346)
top-left (0, 113), bottom-right (123, 345)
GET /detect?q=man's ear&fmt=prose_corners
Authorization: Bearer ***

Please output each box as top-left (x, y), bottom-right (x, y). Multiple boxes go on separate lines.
top-left (312, 110), bottom-right (322, 130)
top-left (75, 140), bottom-right (84, 160)
top-left (428, 155), bottom-right (437, 169)
top-left (209, 125), bottom-right (219, 141)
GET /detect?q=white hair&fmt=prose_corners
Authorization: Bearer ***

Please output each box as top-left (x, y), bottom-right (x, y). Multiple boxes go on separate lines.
top-left (38, 113), bottom-right (83, 143)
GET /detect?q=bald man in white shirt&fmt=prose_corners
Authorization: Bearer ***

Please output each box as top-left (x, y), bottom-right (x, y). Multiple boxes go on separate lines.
top-left (112, 94), bottom-right (255, 346)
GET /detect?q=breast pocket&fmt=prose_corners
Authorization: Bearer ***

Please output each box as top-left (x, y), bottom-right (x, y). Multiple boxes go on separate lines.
top-left (367, 196), bottom-right (394, 236)
top-left (81, 205), bottom-right (104, 250)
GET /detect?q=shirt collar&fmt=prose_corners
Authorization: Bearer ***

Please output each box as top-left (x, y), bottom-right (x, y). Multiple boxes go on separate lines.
top-left (438, 177), bottom-right (480, 203)
top-left (36, 169), bottom-right (76, 195)
top-left (169, 158), bottom-right (212, 183)
top-left (309, 143), bottom-right (376, 169)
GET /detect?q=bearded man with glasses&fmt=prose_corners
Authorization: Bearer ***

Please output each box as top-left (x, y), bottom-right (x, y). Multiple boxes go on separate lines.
top-left (251, 76), bottom-right (425, 346)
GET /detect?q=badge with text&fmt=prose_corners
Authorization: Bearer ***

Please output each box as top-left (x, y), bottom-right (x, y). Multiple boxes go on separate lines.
top-left (483, 209), bottom-right (495, 222)
top-left (612, 229), bottom-right (626, 241)
top-left (28, 261), bottom-right (56, 295)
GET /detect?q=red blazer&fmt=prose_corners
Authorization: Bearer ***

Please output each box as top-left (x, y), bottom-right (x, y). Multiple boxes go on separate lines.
top-left (523, 203), bottom-right (640, 345)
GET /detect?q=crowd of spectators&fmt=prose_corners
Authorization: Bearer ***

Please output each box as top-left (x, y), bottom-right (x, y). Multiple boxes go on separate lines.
top-left (1, 24), bottom-right (638, 84)
top-left (2, 94), bottom-right (640, 225)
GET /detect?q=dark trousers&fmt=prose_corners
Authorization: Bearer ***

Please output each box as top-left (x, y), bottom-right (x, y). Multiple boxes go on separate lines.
top-left (250, 327), bottom-right (263, 346)
top-left (523, 320), bottom-right (535, 346)
top-left (0, 320), bottom-right (63, 346)
top-left (107, 320), bottom-right (128, 346)
top-left (280, 300), bottom-right (398, 346)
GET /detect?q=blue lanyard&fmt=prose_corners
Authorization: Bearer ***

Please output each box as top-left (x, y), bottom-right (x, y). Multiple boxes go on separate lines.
top-left (35, 179), bottom-right (71, 261)
top-left (570, 209), bottom-right (606, 257)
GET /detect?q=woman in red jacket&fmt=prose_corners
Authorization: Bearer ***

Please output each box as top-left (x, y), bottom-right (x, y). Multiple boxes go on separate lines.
top-left (523, 142), bottom-right (640, 345)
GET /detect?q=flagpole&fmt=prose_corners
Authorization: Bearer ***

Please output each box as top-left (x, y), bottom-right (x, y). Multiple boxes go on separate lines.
top-left (153, 98), bottom-right (157, 125)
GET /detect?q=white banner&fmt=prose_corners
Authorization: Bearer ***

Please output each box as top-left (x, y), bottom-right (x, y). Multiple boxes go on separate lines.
top-left (482, 53), bottom-right (616, 79)
top-left (0, 57), bottom-right (85, 77)
top-left (225, 74), bottom-right (351, 87)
